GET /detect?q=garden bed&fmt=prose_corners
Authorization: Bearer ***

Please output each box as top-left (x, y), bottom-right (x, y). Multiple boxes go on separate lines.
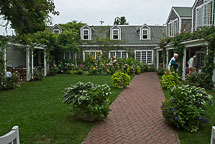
top-left (0, 74), bottom-right (127, 144)
top-left (159, 75), bottom-right (215, 144)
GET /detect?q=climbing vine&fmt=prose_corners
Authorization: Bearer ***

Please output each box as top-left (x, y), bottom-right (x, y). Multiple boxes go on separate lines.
top-left (0, 36), bottom-right (8, 77)
top-left (158, 26), bottom-right (215, 89)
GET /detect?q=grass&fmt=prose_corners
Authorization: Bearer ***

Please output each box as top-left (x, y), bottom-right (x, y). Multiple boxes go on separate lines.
top-left (158, 74), bottom-right (215, 144)
top-left (0, 74), bottom-right (125, 144)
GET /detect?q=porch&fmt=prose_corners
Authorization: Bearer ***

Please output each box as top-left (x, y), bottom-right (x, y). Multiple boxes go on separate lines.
top-left (155, 39), bottom-right (215, 82)
top-left (3, 43), bottom-right (47, 81)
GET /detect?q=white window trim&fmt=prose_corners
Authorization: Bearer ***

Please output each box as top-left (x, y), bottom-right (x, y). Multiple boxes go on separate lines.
top-left (53, 29), bottom-right (61, 34)
top-left (110, 26), bottom-right (121, 40)
top-left (168, 19), bottom-right (178, 37)
top-left (140, 27), bottom-right (151, 40)
top-left (64, 51), bottom-right (76, 60)
top-left (195, 0), bottom-right (214, 30)
top-left (134, 50), bottom-right (154, 65)
top-left (81, 29), bottom-right (91, 40)
top-left (108, 50), bottom-right (128, 59)
top-left (83, 50), bottom-right (102, 61)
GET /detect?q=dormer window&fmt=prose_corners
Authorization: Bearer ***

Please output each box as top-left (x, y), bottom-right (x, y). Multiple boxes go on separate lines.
top-left (83, 29), bottom-right (90, 40)
top-left (53, 29), bottom-right (60, 34)
top-left (110, 26), bottom-right (121, 40)
top-left (140, 26), bottom-right (151, 40)
top-left (112, 29), bottom-right (119, 40)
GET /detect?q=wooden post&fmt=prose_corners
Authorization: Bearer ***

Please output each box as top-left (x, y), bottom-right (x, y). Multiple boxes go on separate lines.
top-left (182, 47), bottom-right (187, 80)
top-left (3, 48), bottom-right (7, 76)
top-left (31, 49), bottom-right (34, 80)
top-left (156, 50), bottom-right (159, 70)
top-left (26, 48), bottom-right (30, 81)
top-left (166, 50), bottom-right (169, 70)
top-left (44, 49), bottom-right (47, 76)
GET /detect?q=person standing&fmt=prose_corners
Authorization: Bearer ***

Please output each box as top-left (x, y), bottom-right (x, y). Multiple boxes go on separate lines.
top-left (187, 55), bottom-right (197, 74)
top-left (168, 53), bottom-right (178, 72)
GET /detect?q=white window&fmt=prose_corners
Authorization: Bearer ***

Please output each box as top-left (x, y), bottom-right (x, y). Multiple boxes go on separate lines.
top-left (53, 29), bottom-right (60, 34)
top-left (135, 50), bottom-right (153, 64)
top-left (168, 19), bottom-right (178, 37)
top-left (140, 28), bottom-right (151, 40)
top-left (195, 0), bottom-right (214, 29)
top-left (83, 50), bottom-right (102, 61)
top-left (82, 29), bottom-right (90, 40)
top-left (64, 51), bottom-right (75, 60)
top-left (196, 51), bottom-right (204, 67)
top-left (109, 50), bottom-right (128, 59)
top-left (112, 29), bottom-right (120, 40)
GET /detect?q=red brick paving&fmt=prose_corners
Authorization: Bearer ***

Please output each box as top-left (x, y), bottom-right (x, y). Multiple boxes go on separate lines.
top-left (82, 72), bottom-right (180, 144)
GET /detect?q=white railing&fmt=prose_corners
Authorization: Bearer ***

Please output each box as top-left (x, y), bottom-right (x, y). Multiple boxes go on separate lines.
top-left (0, 126), bottom-right (20, 144)
top-left (211, 126), bottom-right (215, 144)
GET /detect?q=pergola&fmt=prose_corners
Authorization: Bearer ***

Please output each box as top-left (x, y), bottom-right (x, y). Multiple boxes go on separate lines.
top-left (3, 42), bottom-right (48, 81)
top-left (155, 39), bottom-right (215, 82)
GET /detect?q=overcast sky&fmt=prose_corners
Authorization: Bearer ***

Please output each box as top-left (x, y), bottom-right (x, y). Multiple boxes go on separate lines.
top-left (0, 0), bottom-right (195, 35)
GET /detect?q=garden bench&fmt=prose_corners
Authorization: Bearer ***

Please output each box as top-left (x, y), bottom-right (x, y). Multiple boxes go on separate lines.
top-left (0, 126), bottom-right (20, 144)
top-left (211, 126), bottom-right (215, 144)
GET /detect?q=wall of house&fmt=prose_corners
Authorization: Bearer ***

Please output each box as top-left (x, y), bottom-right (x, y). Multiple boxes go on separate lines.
top-left (6, 46), bottom-right (26, 67)
top-left (181, 19), bottom-right (192, 33)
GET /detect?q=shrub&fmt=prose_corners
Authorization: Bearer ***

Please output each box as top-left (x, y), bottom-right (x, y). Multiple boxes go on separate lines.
top-left (186, 72), bottom-right (214, 89)
top-left (0, 72), bottom-right (19, 90)
top-left (161, 72), bottom-right (180, 89)
top-left (48, 66), bottom-right (59, 76)
top-left (157, 67), bottom-right (165, 75)
top-left (112, 72), bottom-right (130, 88)
top-left (62, 82), bottom-right (112, 121)
top-left (162, 84), bottom-right (213, 132)
top-left (34, 68), bottom-right (44, 81)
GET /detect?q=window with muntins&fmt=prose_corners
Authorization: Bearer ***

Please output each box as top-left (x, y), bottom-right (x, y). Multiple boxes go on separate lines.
top-left (64, 52), bottom-right (75, 60)
top-left (83, 50), bottom-right (102, 61)
top-left (112, 29), bottom-right (119, 40)
top-left (142, 29), bottom-right (148, 39)
top-left (83, 29), bottom-right (89, 40)
top-left (168, 19), bottom-right (178, 37)
top-left (135, 50), bottom-right (153, 64)
top-left (195, 0), bottom-right (214, 29)
top-left (109, 51), bottom-right (128, 59)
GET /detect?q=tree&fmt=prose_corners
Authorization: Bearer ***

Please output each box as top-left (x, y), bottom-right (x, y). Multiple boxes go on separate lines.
top-left (114, 16), bottom-right (129, 25)
top-left (0, 0), bottom-right (59, 35)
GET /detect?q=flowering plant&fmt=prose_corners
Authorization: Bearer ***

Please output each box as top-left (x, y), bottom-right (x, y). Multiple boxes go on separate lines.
top-left (162, 84), bottom-right (213, 132)
top-left (62, 82), bottom-right (112, 121)
top-left (112, 72), bottom-right (130, 88)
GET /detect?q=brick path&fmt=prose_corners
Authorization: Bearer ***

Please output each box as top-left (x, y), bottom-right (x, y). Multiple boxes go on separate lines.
top-left (82, 72), bottom-right (179, 144)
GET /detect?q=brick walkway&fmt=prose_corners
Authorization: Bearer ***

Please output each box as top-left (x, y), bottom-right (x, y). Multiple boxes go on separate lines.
top-left (82, 72), bottom-right (179, 144)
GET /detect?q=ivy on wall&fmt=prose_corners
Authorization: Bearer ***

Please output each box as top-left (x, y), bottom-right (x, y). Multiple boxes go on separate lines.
top-left (0, 36), bottom-right (8, 78)
top-left (158, 26), bottom-right (215, 88)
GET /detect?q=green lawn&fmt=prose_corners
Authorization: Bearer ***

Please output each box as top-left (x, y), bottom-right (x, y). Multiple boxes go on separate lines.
top-left (0, 74), bottom-right (124, 144)
top-left (162, 87), bottom-right (215, 144)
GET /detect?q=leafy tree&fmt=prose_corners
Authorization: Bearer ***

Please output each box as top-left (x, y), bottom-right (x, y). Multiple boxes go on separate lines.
top-left (114, 16), bottom-right (129, 25)
top-left (0, 0), bottom-right (59, 35)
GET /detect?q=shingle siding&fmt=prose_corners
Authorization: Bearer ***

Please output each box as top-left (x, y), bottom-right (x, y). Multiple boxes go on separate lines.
top-left (168, 10), bottom-right (179, 23)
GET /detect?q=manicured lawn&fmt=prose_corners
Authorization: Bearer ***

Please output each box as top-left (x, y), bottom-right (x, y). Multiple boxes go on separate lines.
top-left (162, 88), bottom-right (215, 144)
top-left (0, 74), bottom-right (124, 144)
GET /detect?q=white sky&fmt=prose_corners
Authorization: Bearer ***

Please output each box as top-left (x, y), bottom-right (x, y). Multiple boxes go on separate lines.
top-left (0, 0), bottom-right (195, 35)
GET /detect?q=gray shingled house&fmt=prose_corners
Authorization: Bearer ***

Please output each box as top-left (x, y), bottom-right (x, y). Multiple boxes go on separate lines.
top-left (79, 24), bottom-right (166, 65)
top-left (166, 7), bottom-right (192, 37)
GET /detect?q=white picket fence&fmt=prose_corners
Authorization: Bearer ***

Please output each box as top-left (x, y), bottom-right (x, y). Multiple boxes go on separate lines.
top-left (0, 126), bottom-right (20, 144)
top-left (211, 126), bottom-right (215, 144)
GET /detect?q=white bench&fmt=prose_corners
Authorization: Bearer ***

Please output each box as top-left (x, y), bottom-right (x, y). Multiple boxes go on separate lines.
top-left (211, 126), bottom-right (215, 144)
top-left (0, 126), bottom-right (20, 144)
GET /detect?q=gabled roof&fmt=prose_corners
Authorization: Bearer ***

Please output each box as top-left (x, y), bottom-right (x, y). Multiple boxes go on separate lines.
top-left (172, 7), bottom-right (192, 17)
top-left (80, 25), bottom-right (166, 45)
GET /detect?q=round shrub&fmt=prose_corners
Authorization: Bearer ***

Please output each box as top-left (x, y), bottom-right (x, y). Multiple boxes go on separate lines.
top-left (162, 84), bottom-right (213, 132)
top-left (62, 82), bottom-right (112, 121)
top-left (161, 72), bottom-right (180, 89)
top-left (0, 72), bottom-right (19, 90)
top-left (112, 72), bottom-right (130, 88)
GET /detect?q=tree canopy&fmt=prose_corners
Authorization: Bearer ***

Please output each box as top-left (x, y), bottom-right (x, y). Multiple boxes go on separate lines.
top-left (114, 16), bottom-right (129, 25)
top-left (0, 0), bottom-right (59, 35)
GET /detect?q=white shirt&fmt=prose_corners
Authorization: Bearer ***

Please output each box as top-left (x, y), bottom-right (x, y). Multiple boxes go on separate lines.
top-left (188, 57), bottom-right (194, 68)
top-left (169, 57), bottom-right (176, 66)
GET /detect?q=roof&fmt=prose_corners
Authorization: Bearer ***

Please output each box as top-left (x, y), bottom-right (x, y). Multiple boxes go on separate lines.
top-left (80, 25), bottom-right (166, 45)
top-left (173, 7), bottom-right (192, 17)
